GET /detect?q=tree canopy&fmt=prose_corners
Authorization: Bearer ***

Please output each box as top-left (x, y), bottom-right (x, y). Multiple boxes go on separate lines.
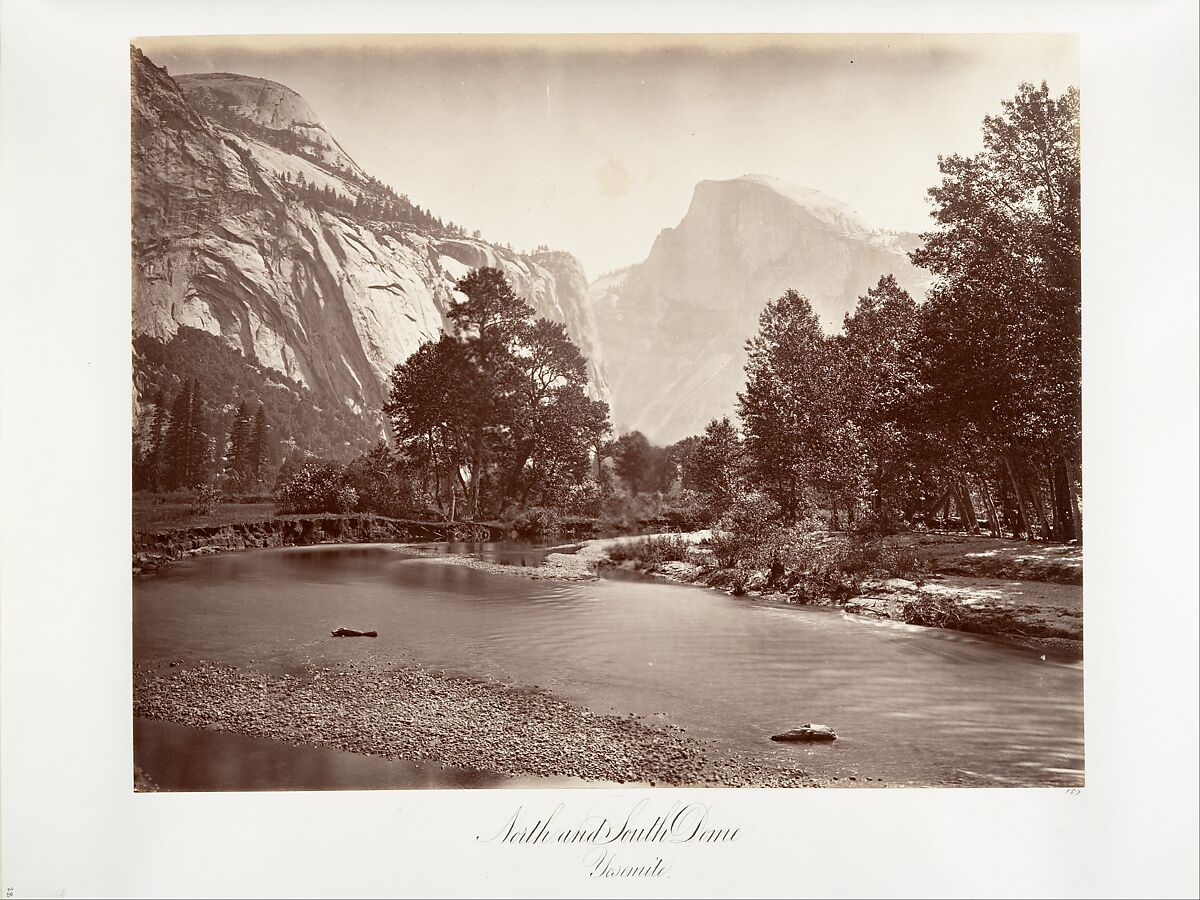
top-left (385, 267), bottom-right (611, 520)
top-left (730, 82), bottom-right (1081, 540)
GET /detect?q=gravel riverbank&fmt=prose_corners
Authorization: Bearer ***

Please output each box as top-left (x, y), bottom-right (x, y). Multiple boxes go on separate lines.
top-left (133, 661), bottom-right (823, 788)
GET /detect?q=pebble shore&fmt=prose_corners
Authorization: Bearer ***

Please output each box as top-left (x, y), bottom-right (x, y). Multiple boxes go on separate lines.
top-left (134, 661), bottom-right (821, 788)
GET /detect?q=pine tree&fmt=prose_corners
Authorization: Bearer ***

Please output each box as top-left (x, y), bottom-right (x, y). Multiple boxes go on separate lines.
top-left (225, 401), bottom-right (252, 486)
top-left (145, 389), bottom-right (170, 490)
top-left (162, 379), bottom-right (212, 488)
top-left (162, 381), bottom-right (194, 489)
top-left (186, 382), bottom-right (213, 487)
top-left (249, 406), bottom-right (270, 487)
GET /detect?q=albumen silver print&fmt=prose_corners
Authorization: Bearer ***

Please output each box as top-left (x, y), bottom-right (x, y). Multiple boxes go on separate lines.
top-left (2, 0), bottom-right (1199, 895)
top-left (129, 33), bottom-right (1085, 792)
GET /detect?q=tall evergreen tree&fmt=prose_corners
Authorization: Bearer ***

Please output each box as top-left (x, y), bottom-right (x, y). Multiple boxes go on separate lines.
top-left (187, 383), bottom-right (213, 487)
top-left (162, 381), bottom-right (194, 489)
top-left (249, 405), bottom-right (270, 487)
top-left (225, 400), bottom-right (252, 485)
top-left (144, 389), bottom-right (170, 490)
top-left (162, 379), bottom-right (212, 489)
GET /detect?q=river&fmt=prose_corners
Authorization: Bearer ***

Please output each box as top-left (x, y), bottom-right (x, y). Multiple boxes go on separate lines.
top-left (133, 542), bottom-right (1083, 789)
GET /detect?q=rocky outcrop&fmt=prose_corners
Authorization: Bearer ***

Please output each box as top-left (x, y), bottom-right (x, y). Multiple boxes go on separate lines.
top-left (131, 48), bottom-right (609, 443)
top-left (591, 174), bottom-right (932, 443)
top-left (771, 724), bottom-right (838, 742)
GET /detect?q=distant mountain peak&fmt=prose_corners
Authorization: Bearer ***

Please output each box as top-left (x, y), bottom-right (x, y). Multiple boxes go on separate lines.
top-left (590, 173), bottom-right (931, 443)
top-left (694, 174), bottom-right (873, 239)
top-left (733, 173), bottom-right (858, 211)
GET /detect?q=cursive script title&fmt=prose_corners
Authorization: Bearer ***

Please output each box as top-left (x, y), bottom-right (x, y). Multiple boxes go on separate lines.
top-left (477, 799), bottom-right (740, 876)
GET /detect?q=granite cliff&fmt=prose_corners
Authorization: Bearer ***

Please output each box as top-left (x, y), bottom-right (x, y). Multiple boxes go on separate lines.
top-left (131, 48), bottom-right (609, 455)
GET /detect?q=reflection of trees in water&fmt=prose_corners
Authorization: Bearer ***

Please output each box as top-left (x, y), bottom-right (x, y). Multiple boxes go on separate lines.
top-left (134, 718), bottom-right (505, 791)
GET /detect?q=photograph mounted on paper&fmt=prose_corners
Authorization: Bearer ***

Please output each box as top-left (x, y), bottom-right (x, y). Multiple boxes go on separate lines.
top-left (130, 34), bottom-right (1082, 791)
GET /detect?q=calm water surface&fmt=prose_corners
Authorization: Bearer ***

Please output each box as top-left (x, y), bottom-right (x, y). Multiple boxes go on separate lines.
top-left (134, 543), bottom-right (1083, 788)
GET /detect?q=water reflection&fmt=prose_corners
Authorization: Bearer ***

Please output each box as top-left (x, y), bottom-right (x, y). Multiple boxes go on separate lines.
top-left (135, 718), bottom-right (605, 791)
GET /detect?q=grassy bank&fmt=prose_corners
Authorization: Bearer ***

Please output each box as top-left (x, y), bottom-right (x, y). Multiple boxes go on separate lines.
top-left (134, 493), bottom-right (277, 532)
top-left (132, 513), bottom-right (508, 575)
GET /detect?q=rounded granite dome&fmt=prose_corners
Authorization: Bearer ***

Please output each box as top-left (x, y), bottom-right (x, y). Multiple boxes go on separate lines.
top-left (176, 72), bottom-right (361, 175)
top-left (177, 72), bottom-right (323, 131)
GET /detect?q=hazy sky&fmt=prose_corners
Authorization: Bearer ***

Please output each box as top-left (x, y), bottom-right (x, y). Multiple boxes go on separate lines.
top-left (136, 34), bottom-right (1078, 278)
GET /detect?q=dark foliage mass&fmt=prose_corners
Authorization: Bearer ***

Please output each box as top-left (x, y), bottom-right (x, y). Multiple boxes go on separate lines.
top-left (385, 267), bottom-right (611, 521)
top-left (728, 82), bottom-right (1081, 543)
top-left (133, 326), bottom-right (380, 492)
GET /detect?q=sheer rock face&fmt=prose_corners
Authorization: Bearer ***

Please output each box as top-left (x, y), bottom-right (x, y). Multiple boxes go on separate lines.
top-left (591, 175), bottom-right (932, 445)
top-left (131, 48), bottom-right (609, 437)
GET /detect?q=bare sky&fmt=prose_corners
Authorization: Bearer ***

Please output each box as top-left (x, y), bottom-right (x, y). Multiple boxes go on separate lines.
top-left (136, 34), bottom-right (1078, 279)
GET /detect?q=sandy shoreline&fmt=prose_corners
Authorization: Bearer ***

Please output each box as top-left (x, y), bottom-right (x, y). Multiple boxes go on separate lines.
top-left (134, 660), bottom-right (823, 788)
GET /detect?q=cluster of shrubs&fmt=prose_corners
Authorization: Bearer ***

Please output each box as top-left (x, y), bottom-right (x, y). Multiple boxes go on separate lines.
top-left (585, 488), bottom-right (715, 534)
top-left (650, 491), bottom-right (714, 532)
top-left (188, 484), bottom-right (223, 515)
top-left (706, 495), bottom-right (928, 600)
top-left (509, 483), bottom-right (717, 538)
top-left (273, 445), bottom-right (416, 518)
top-left (605, 534), bottom-right (695, 566)
top-left (603, 491), bottom-right (929, 604)
top-left (268, 457), bottom-right (714, 535)
top-left (560, 481), bottom-right (607, 517)
top-left (275, 463), bottom-right (360, 515)
top-left (512, 506), bottom-right (561, 537)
